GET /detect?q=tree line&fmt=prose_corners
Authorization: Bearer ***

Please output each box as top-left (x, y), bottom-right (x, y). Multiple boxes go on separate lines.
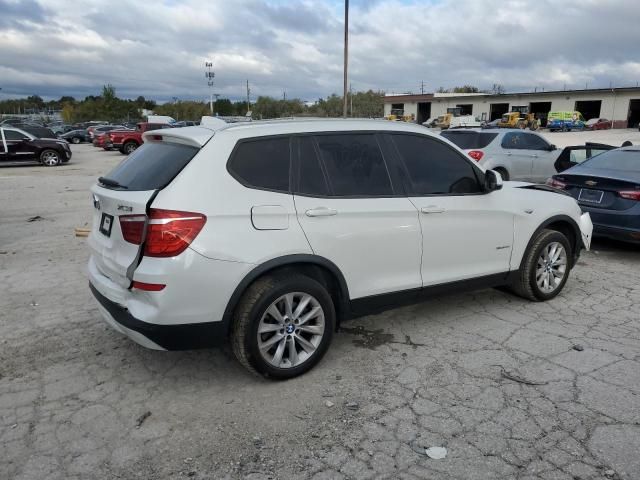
top-left (0, 85), bottom-right (386, 123)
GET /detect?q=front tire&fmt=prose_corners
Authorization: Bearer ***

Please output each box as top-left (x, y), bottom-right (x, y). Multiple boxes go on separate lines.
top-left (231, 273), bottom-right (335, 379)
top-left (71, 137), bottom-right (81, 144)
top-left (40, 149), bottom-right (61, 166)
top-left (510, 229), bottom-right (572, 301)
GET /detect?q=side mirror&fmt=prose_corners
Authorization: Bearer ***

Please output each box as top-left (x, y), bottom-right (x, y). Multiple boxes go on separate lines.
top-left (21, 137), bottom-right (30, 142)
top-left (485, 169), bottom-right (503, 192)
top-left (548, 144), bottom-right (556, 151)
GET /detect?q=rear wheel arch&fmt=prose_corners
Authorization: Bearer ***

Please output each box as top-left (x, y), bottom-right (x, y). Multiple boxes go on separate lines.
top-left (223, 255), bottom-right (351, 331)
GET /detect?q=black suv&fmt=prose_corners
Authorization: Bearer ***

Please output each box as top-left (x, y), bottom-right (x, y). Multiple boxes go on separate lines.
top-left (0, 127), bottom-right (72, 166)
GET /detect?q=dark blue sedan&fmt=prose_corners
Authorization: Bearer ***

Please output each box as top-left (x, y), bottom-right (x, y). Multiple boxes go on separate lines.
top-left (548, 147), bottom-right (640, 244)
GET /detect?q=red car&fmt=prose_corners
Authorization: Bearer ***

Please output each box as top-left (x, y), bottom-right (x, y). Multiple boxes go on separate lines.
top-left (585, 118), bottom-right (611, 130)
top-left (106, 122), bottom-right (173, 155)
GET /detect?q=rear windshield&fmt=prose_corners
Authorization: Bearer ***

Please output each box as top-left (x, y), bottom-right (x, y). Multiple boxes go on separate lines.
top-left (101, 142), bottom-right (199, 191)
top-left (580, 149), bottom-right (640, 172)
top-left (441, 131), bottom-right (498, 149)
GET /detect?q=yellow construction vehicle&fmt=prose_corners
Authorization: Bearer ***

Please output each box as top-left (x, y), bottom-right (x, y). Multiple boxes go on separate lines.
top-left (498, 108), bottom-right (539, 130)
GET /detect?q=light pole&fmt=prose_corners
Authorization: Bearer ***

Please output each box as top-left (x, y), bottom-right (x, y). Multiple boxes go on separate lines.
top-left (205, 61), bottom-right (215, 115)
top-left (342, 0), bottom-right (349, 118)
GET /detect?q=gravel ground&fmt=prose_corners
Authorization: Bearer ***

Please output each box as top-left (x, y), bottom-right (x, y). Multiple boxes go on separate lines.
top-left (1, 131), bottom-right (639, 480)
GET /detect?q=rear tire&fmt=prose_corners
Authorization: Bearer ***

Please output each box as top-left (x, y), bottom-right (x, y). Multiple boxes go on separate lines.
top-left (495, 167), bottom-right (509, 181)
top-left (71, 137), bottom-right (81, 144)
top-left (508, 229), bottom-right (572, 301)
top-left (123, 141), bottom-right (138, 155)
top-left (231, 273), bottom-right (335, 379)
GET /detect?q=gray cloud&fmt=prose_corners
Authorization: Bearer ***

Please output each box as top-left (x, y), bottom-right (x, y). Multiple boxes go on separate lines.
top-left (0, 0), bottom-right (639, 102)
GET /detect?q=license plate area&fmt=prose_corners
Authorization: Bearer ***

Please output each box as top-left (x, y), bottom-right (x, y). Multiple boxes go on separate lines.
top-left (99, 213), bottom-right (114, 237)
top-left (578, 188), bottom-right (604, 204)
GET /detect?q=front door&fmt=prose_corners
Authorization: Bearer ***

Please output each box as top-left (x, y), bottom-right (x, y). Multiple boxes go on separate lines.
top-left (500, 131), bottom-right (533, 181)
top-left (293, 134), bottom-right (422, 300)
top-left (388, 133), bottom-right (514, 286)
top-left (523, 133), bottom-right (558, 183)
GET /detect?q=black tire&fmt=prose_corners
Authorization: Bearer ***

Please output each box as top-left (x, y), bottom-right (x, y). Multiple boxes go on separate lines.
top-left (40, 149), bottom-right (61, 166)
top-left (123, 141), bottom-right (138, 155)
top-left (231, 273), bottom-right (335, 379)
top-left (71, 136), bottom-right (81, 144)
top-left (509, 229), bottom-right (572, 301)
top-left (495, 167), bottom-right (509, 181)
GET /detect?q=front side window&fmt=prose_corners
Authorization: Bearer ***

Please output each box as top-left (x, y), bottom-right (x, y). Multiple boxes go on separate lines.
top-left (523, 133), bottom-right (550, 151)
top-left (391, 134), bottom-right (482, 195)
top-left (314, 134), bottom-right (393, 196)
top-left (228, 136), bottom-right (290, 193)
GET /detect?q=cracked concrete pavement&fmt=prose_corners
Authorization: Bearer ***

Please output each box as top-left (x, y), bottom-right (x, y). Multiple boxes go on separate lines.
top-left (1, 134), bottom-right (640, 480)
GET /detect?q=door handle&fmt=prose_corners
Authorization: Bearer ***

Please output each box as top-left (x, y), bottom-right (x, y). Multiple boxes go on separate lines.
top-left (305, 207), bottom-right (337, 217)
top-left (506, 152), bottom-right (512, 156)
top-left (531, 154), bottom-right (539, 158)
top-left (421, 206), bottom-right (445, 214)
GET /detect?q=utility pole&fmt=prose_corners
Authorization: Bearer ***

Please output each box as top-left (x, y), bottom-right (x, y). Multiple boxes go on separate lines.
top-left (205, 61), bottom-right (215, 115)
top-left (342, 0), bottom-right (349, 118)
top-left (420, 80), bottom-right (425, 94)
top-left (283, 90), bottom-right (286, 101)
top-left (246, 80), bottom-right (251, 115)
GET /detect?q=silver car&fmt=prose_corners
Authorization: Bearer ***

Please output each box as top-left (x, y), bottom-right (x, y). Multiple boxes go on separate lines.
top-left (441, 129), bottom-right (560, 182)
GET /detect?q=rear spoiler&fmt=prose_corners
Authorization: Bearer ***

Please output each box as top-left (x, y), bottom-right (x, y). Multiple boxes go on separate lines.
top-left (142, 125), bottom-right (220, 148)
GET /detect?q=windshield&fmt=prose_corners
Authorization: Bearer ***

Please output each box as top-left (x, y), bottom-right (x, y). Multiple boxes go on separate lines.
top-left (441, 131), bottom-right (498, 149)
top-left (101, 141), bottom-right (199, 191)
top-left (580, 149), bottom-right (640, 171)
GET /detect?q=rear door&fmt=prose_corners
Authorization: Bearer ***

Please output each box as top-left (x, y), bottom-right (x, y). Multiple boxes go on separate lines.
top-left (293, 133), bottom-right (422, 300)
top-left (3, 129), bottom-right (37, 161)
top-left (500, 131), bottom-right (533, 180)
top-left (88, 141), bottom-right (199, 289)
top-left (0, 128), bottom-right (7, 162)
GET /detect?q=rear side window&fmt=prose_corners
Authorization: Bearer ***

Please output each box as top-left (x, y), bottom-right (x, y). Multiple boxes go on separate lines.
top-left (501, 132), bottom-right (525, 149)
top-left (297, 137), bottom-right (329, 196)
top-left (102, 142), bottom-right (198, 191)
top-left (228, 137), bottom-right (291, 192)
top-left (315, 134), bottom-right (393, 196)
top-left (441, 131), bottom-right (498, 149)
top-left (391, 134), bottom-right (482, 195)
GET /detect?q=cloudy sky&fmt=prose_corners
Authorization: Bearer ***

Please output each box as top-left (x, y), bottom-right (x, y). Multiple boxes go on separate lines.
top-left (1, 0), bottom-right (639, 102)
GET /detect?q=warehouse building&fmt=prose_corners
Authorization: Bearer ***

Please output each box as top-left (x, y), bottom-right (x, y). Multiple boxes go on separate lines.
top-left (383, 87), bottom-right (640, 128)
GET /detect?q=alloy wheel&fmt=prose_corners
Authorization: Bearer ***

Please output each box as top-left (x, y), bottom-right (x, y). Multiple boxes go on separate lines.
top-left (41, 151), bottom-right (60, 166)
top-left (257, 292), bottom-right (325, 369)
top-left (536, 242), bottom-right (567, 294)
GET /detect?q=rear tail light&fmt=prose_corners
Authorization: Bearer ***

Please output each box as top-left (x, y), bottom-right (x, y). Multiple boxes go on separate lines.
top-left (119, 214), bottom-right (146, 244)
top-left (131, 281), bottom-right (166, 291)
top-left (468, 150), bottom-right (484, 161)
top-left (546, 178), bottom-right (567, 189)
top-left (618, 190), bottom-right (640, 201)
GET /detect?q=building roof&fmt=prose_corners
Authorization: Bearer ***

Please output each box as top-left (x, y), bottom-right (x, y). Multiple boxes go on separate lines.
top-left (383, 86), bottom-right (640, 103)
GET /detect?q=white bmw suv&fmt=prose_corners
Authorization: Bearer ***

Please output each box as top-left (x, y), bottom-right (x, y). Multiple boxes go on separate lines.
top-left (88, 118), bottom-right (593, 379)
